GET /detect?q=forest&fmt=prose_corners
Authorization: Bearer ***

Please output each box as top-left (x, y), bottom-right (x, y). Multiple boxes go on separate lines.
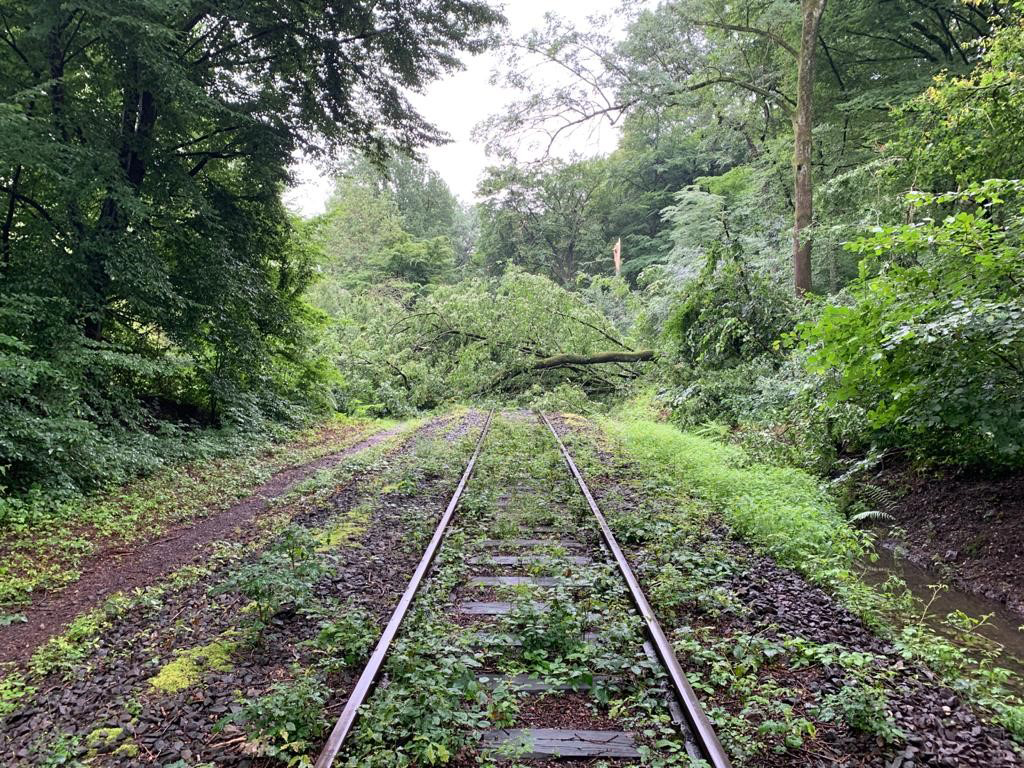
top-left (1, 1), bottom-right (1024, 767)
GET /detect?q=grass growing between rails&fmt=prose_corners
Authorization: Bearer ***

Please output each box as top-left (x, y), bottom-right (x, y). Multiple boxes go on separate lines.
top-left (340, 414), bottom-right (695, 767)
top-left (0, 416), bottom-right (395, 609)
top-left (592, 411), bottom-right (1024, 746)
top-left (0, 418), bottom-right (473, 764)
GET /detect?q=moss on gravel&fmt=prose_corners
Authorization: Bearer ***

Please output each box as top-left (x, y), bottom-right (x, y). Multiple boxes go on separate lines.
top-left (149, 637), bottom-right (236, 694)
top-left (82, 725), bottom-right (141, 758)
top-left (112, 742), bottom-right (140, 757)
top-left (316, 502), bottom-right (373, 551)
top-left (86, 726), bottom-right (123, 745)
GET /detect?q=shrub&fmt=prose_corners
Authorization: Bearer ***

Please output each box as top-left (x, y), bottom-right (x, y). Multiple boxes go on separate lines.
top-left (224, 675), bottom-right (328, 767)
top-left (664, 246), bottom-right (795, 374)
top-left (654, 240), bottom-right (800, 432)
top-left (800, 181), bottom-right (1024, 468)
top-left (211, 526), bottom-right (327, 629)
top-left (307, 605), bottom-right (377, 674)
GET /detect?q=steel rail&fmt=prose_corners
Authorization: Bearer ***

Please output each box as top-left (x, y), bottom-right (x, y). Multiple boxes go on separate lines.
top-left (314, 410), bottom-right (495, 768)
top-left (539, 412), bottom-right (733, 768)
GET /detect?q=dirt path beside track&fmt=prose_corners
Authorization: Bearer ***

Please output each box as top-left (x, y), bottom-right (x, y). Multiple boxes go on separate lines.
top-left (0, 425), bottom-right (407, 665)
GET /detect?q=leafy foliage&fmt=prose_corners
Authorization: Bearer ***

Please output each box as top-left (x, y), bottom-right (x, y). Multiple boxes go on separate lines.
top-left (0, 0), bottom-right (501, 495)
top-left (893, 6), bottom-right (1024, 189)
top-left (801, 181), bottom-right (1024, 467)
top-left (477, 160), bottom-right (610, 285)
top-left (307, 157), bottom-right (471, 297)
top-left (665, 250), bottom-right (793, 372)
top-left (224, 674), bottom-right (329, 767)
top-left (212, 525), bottom-right (327, 629)
top-left (306, 605), bottom-right (377, 674)
top-left (320, 269), bottom-right (649, 415)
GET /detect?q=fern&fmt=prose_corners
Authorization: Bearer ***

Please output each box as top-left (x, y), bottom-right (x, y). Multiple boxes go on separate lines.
top-left (848, 509), bottom-right (895, 525)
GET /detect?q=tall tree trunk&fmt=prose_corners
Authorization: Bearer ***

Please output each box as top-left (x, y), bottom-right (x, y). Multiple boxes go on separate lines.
top-left (46, 3), bottom-right (69, 142)
top-left (90, 59), bottom-right (158, 339)
top-left (532, 350), bottom-right (655, 370)
top-left (44, 2), bottom-right (105, 336)
top-left (792, 0), bottom-right (826, 296)
top-left (2, 165), bottom-right (21, 269)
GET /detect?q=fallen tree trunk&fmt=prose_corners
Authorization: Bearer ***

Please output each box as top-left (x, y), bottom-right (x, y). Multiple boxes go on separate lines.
top-left (480, 349), bottom-right (658, 395)
top-left (531, 350), bottom-right (656, 370)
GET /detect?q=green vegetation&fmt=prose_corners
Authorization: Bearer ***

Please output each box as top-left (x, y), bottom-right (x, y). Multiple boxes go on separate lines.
top-left (319, 268), bottom-right (645, 413)
top-left (0, 418), bottom-right (378, 607)
top-left (148, 636), bottom-right (236, 694)
top-left (27, 550), bottom-right (236, 679)
top-left (801, 181), bottom-right (1024, 467)
top-left (3, 0), bottom-right (1024, 763)
top-left (212, 525), bottom-right (329, 630)
top-left (602, 415), bottom-right (863, 579)
top-left (0, 0), bottom-right (500, 498)
top-left (0, 668), bottom-right (34, 717)
top-left (204, 426), bottom-right (483, 767)
top-left (340, 415), bottom-right (691, 766)
top-left (1, 420), bottom-right (476, 763)
top-left (586, 412), bottom-right (1024, 746)
top-left (306, 606), bottom-right (378, 674)
top-left (1, 0), bottom-right (1021, 514)
top-left (284, 2), bottom-right (1024, 490)
top-left (223, 674), bottom-right (329, 767)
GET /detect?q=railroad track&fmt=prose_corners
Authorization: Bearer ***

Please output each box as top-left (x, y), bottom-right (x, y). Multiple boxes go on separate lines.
top-left (315, 410), bottom-right (732, 768)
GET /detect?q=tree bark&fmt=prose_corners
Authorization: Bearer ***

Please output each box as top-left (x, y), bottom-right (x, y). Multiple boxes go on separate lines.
top-left (792, 0), bottom-right (826, 296)
top-left (46, 4), bottom-right (69, 143)
top-left (531, 350), bottom-right (655, 370)
top-left (89, 58), bottom-right (158, 339)
top-left (484, 348), bottom-right (656, 394)
top-left (2, 165), bottom-right (21, 269)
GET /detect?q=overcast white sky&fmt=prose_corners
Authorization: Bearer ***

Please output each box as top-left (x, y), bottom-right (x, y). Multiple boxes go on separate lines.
top-left (284, 0), bottom-right (625, 217)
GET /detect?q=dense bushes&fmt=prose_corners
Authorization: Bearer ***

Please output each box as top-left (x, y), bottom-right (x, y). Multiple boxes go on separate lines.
top-left (658, 242), bottom-right (796, 428)
top-left (635, 6), bottom-right (1024, 474)
top-left (648, 177), bottom-right (1024, 472)
top-left (648, 179), bottom-right (1024, 472)
top-left (0, 1), bottom-right (500, 497)
top-left (802, 182), bottom-right (1024, 468)
top-left (0, 255), bottom-right (333, 498)
top-left (0, 294), bottom-right (197, 495)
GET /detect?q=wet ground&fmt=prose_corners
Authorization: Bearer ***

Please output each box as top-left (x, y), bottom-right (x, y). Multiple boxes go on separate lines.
top-left (877, 465), bottom-right (1024, 616)
top-left (0, 424), bottom-right (407, 665)
top-left (556, 414), bottom-right (1023, 768)
top-left (0, 411), bottom-right (485, 766)
top-left (864, 544), bottom-right (1024, 691)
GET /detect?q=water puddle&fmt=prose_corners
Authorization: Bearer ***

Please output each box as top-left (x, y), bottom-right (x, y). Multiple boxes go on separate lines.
top-left (862, 543), bottom-right (1024, 691)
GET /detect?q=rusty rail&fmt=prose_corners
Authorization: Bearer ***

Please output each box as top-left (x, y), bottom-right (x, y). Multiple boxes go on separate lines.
top-left (539, 412), bottom-right (733, 768)
top-left (314, 410), bottom-right (494, 768)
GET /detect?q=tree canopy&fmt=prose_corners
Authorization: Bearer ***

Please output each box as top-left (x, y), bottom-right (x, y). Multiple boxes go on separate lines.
top-left (5, 0), bottom-right (1024, 492)
top-left (0, 0), bottom-right (501, 493)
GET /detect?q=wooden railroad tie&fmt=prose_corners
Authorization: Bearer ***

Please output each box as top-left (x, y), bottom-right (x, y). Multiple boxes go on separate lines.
top-left (477, 539), bottom-right (585, 549)
top-left (476, 673), bottom-right (616, 692)
top-left (468, 575), bottom-right (580, 587)
top-left (467, 555), bottom-right (592, 566)
top-left (479, 728), bottom-right (640, 759)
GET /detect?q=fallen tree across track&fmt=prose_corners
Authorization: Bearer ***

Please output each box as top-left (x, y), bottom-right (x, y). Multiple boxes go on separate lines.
top-left (314, 409), bottom-right (495, 768)
top-left (539, 411), bottom-right (734, 768)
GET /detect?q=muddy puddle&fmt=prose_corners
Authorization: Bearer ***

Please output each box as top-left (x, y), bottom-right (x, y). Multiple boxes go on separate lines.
top-left (861, 543), bottom-right (1024, 692)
